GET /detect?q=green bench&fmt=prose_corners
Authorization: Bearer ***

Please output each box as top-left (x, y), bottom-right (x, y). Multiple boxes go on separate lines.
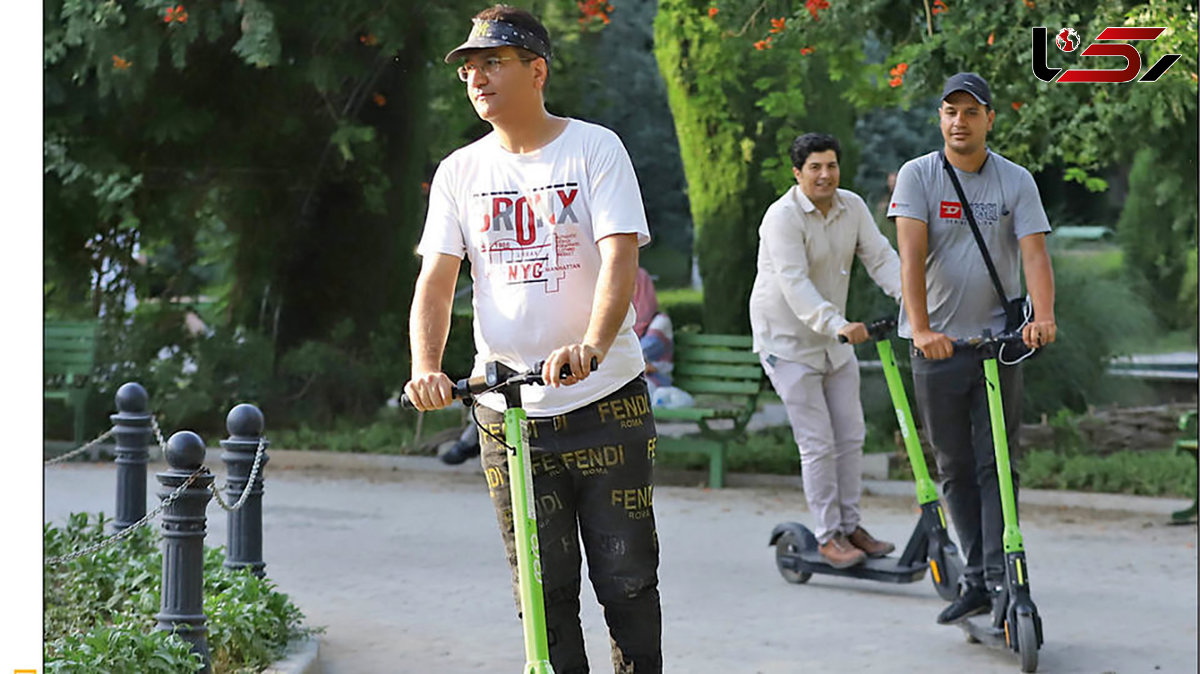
top-left (45, 321), bottom-right (99, 445)
top-left (1171, 410), bottom-right (1198, 524)
top-left (654, 333), bottom-right (766, 489)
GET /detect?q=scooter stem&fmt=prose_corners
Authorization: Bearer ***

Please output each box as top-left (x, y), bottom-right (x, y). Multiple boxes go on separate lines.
top-left (982, 357), bottom-right (1024, 554)
top-left (505, 407), bottom-right (555, 673)
top-left (877, 340), bottom-right (939, 505)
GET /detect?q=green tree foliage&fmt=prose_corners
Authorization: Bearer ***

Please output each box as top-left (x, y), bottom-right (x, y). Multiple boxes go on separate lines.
top-left (654, 0), bottom-right (1197, 332)
top-left (44, 1), bottom-right (483, 425)
top-left (45, 1), bottom-right (692, 429)
top-left (654, 0), bottom-right (860, 332)
top-left (1117, 145), bottom-right (1199, 329)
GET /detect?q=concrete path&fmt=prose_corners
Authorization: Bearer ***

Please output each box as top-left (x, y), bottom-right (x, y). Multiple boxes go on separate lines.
top-left (44, 454), bottom-right (1197, 673)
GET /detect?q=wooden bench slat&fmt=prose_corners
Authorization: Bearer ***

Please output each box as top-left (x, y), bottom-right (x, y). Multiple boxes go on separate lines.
top-left (653, 407), bottom-right (743, 422)
top-left (45, 349), bottom-right (96, 359)
top-left (675, 333), bottom-right (754, 348)
top-left (672, 347), bottom-right (762, 365)
top-left (44, 328), bottom-right (98, 338)
top-left (673, 377), bottom-right (762, 396)
top-left (673, 363), bottom-right (763, 380)
top-left (46, 360), bottom-right (96, 369)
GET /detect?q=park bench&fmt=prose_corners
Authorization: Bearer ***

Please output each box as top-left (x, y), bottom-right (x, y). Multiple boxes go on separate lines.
top-left (45, 320), bottom-right (99, 445)
top-left (654, 333), bottom-right (766, 489)
top-left (1171, 410), bottom-right (1198, 524)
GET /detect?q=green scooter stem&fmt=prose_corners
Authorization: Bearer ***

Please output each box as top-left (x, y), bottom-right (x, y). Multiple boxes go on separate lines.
top-left (504, 407), bottom-right (555, 674)
top-left (982, 357), bottom-right (1024, 555)
top-left (877, 339), bottom-right (940, 507)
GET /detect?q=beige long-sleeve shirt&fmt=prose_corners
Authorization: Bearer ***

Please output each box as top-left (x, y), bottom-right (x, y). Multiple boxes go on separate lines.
top-left (749, 186), bottom-right (902, 371)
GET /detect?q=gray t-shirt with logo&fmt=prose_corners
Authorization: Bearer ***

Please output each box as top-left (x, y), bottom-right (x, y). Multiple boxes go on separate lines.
top-left (887, 149), bottom-right (1051, 339)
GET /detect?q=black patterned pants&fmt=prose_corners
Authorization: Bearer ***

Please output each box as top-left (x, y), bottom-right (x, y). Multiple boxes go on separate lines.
top-left (476, 376), bottom-right (662, 674)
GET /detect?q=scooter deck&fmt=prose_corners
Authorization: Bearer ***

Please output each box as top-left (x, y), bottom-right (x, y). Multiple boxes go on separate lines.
top-left (784, 548), bottom-right (928, 584)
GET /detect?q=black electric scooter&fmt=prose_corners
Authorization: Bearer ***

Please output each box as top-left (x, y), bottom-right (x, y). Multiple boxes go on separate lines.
top-left (951, 330), bottom-right (1044, 673)
top-left (769, 317), bottom-right (963, 600)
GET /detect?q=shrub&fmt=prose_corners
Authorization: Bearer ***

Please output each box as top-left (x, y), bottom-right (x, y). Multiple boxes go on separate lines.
top-left (1018, 449), bottom-right (1197, 497)
top-left (45, 513), bottom-right (310, 673)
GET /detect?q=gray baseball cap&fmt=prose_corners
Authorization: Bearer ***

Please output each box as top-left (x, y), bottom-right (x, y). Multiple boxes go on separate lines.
top-left (941, 72), bottom-right (992, 107)
top-left (444, 18), bottom-right (552, 64)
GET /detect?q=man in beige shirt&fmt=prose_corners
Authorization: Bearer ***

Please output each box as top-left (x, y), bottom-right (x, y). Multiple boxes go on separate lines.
top-left (749, 132), bottom-right (903, 569)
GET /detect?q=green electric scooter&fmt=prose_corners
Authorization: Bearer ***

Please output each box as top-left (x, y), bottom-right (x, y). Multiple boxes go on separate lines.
top-left (770, 317), bottom-right (964, 601)
top-left (404, 358), bottom-right (595, 674)
top-left (951, 330), bottom-right (1044, 673)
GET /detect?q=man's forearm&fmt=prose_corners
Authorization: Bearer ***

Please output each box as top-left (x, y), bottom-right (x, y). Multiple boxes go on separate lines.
top-left (1021, 235), bottom-right (1056, 321)
top-left (410, 292), bottom-right (452, 376)
top-left (584, 234), bottom-right (639, 356)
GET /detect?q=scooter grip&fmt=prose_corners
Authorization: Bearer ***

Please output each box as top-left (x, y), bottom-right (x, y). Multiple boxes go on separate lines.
top-left (532, 356), bottom-right (601, 380)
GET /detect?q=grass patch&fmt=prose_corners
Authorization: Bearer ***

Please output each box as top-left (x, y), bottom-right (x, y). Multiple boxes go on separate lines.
top-left (1018, 448), bottom-right (1197, 497)
top-left (45, 513), bottom-right (312, 673)
top-left (273, 406), bottom-right (463, 454)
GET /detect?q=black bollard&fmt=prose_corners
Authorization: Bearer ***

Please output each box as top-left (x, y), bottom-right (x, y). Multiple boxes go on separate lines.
top-left (156, 430), bottom-right (213, 672)
top-left (221, 403), bottom-right (270, 578)
top-left (112, 383), bottom-right (152, 531)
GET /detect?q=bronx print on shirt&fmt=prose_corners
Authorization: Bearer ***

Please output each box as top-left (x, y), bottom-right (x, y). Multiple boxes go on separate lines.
top-left (472, 183), bottom-right (584, 293)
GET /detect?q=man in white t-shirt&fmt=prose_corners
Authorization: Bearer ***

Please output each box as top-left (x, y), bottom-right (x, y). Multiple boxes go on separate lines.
top-left (404, 6), bottom-right (661, 672)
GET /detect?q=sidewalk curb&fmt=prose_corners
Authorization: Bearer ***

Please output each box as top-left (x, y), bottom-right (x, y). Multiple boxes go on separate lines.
top-left (264, 449), bottom-right (1194, 517)
top-left (261, 635), bottom-right (321, 674)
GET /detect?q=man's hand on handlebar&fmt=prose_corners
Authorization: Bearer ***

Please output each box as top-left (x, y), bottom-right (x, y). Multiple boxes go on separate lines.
top-left (542, 343), bottom-right (603, 388)
top-left (913, 329), bottom-right (954, 360)
top-left (836, 322), bottom-right (870, 346)
top-left (404, 371), bottom-right (455, 412)
top-left (1021, 318), bottom-right (1057, 351)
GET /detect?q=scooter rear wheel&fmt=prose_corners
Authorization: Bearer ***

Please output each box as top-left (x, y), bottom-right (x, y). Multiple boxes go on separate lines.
top-left (774, 531), bottom-right (813, 584)
top-left (1017, 613), bottom-right (1039, 672)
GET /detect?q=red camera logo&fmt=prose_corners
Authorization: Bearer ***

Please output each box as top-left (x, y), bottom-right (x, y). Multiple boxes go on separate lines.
top-left (1033, 26), bottom-right (1181, 83)
top-left (939, 201), bottom-right (962, 219)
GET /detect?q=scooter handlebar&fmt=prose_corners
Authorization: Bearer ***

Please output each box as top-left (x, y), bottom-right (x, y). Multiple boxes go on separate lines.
top-left (837, 317), bottom-right (898, 344)
top-left (951, 330), bottom-right (1027, 351)
top-left (400, 356), bottom-right (599, 409)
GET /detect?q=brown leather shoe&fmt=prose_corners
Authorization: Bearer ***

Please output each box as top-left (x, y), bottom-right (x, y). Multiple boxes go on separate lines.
top-left (818, 533), bottom-right (867, 569)
top-left (848, 526), bottom-right (895, 558)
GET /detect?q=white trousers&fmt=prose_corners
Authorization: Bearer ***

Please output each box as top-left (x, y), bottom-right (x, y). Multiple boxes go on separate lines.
top-left (761, 353), bottom-right (866, 544)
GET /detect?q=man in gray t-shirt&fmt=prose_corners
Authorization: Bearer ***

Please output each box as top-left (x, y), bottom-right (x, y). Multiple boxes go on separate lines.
top-left (888, 147), bottom-right (1050, 339)
top-left (887, 72), bottom-right (1057, 626)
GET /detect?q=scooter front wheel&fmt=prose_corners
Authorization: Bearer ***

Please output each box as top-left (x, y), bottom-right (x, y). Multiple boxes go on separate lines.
top-left (774, 531), bottom-right (813, 584)
top-left (1017, 613), bottom-right (1039, 672)
top-left (931, 549), bottom-right (964, 602)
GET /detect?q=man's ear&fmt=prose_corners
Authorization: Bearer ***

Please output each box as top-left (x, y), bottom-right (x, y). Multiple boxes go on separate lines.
top-left (793, 166), bottom-right (803, 184)
top-left (531, 57), bottom-right (548, 91)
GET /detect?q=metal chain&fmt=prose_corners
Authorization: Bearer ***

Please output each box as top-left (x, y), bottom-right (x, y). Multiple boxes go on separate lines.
top-left (43, 428), bottom-right (115, 466)
top-left (150, 415), bottom-right (169, 458)
top-left (44, 468), bottom-right (206, 566)
top-left (209, 436), bottom-right (268, 513)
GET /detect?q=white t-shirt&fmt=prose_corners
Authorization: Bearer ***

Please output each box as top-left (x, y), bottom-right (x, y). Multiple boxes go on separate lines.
top-left (418, 118), bottom-right (651, 416)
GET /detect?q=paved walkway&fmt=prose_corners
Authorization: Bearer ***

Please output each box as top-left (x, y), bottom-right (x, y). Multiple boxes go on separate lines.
top-left (44, 453), bottom-right (1197, 673)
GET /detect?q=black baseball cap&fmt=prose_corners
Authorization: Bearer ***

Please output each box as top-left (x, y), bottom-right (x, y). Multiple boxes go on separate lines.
top-left (941, 72), bottom-right (992, 107)
top-left (444, 18), bottom-right (552, 64)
